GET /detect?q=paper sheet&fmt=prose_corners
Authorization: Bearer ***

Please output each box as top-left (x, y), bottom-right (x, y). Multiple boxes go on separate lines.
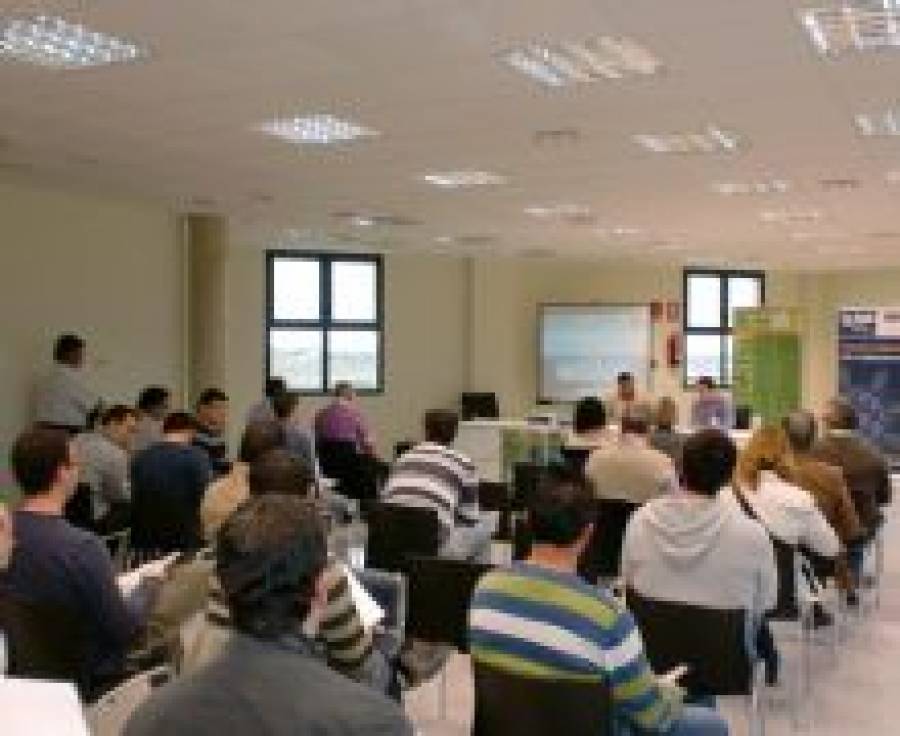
top-left (116, 552), bottom-right (179, 597)
top-left (0, 678), bottom-right (89, 736)
top-left (343, 565), bottom-right (386, 630)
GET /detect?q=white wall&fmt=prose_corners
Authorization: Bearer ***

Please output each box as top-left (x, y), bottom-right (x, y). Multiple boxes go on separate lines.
top-left (0, 175), bottom-right (184, 461)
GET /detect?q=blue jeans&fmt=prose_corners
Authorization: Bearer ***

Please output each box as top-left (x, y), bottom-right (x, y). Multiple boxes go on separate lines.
top-left (616, 705), bottom-right (729, 736)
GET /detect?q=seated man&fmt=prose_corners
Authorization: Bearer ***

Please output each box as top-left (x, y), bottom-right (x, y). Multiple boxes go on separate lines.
top-left (470, 466), bottom-right (727, 736)
top-left (1, 427), bottom-right (157, 689)
top-left (193, 388), bottom-right (231, 477)
top-left (315, 381), bottom-right (377, 456)
top-left (566, 396), bottom-right (608, 450)
top-left (586, 403), bottom-right (679, 504)
top-left (124, 495), bottom-right (413, 736)
top-left (812, 398), bottom-right (892, 586)
top-left (73, 404), bottom-right (137, 532)
top-left (131, 412), bottom-right (212, 552)
top-left (690, 376), bottom-right (732, 429)
top-left (133, 386), bottom-right (171, 454)
top-left (384, 409), bottom-right (494, 562)
top-left (272, 389), bottom-right (316, 473)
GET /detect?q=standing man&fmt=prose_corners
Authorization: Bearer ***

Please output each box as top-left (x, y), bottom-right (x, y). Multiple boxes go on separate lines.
top-left (246, 377), bottom-right (287, 426)
top-left (194, 389), bottom-right (231, 477)
top-left (133, 386), bottom-right (171, 454)
top-left (605, 371), bottom-right (651, 424)
top-left (34, 333), bottom-right (101, 434)
top-left (690, 376), bottom-right (732, 429)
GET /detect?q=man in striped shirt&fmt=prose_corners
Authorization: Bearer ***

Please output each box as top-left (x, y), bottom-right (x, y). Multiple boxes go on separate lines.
top-left (469, 467), bottom-right (728, 736)
top-left (383, 410), bottom-right (494, 562)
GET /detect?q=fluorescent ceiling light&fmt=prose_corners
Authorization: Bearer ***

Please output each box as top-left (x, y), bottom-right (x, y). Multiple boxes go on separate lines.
top-left (421, 171), bottom-right (506, 189)
top-left (258, 114), bottom-right (378, 145)
top-left (800, 5), bottom-right (900, 56)
top-left (635, 126), bottom-right (741, 154)
top-left (856, 109), bottom-right (900, 136)
top-left (594, 227), bottom-right (643, 238)
top-left (712, 179), bottom-right (790, 195)
top-left (760, 209), bottom-right (822, 224)
top-left (332, 210), bottom-right (418, 227)
top-left (524, 203), bottom-right (592, 218)
top-left (499, 36), bottom-right (661, 88)
top-left (0, 15), bottom-right (144, 69)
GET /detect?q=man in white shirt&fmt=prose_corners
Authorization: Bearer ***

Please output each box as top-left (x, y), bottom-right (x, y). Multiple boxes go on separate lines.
top-left (34, 333), bottom-right (100, 433)
top-left (585, 402), bottom-right (678, 504)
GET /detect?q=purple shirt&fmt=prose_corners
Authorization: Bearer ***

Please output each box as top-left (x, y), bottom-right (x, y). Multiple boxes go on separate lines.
top-left (314, 400), bottom-right (372, 454)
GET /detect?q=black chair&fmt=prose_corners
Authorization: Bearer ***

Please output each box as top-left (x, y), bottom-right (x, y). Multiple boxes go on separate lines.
top-left (561, 446), bottom-right (591, 474)
top-left (0, 595), bottom-right (90, 696)
top-left (461, 392), bottom-right (500, 421)
top-left (317, 439), bottom-right (380, 503)
top-left (405, 555), bottom-right (493, 650)
top-left (473, 661), bottom-right (613, 736)
top-left (478, 481), bottom-right (513, 540)
top-left (577, 499), bottom-right (640, 584)
top-left (64, 481), bottom-right (95, 531)
top-left (394, 440), bottom-right (415, 459)
top-left (366, 503), bottom-right (440, 574)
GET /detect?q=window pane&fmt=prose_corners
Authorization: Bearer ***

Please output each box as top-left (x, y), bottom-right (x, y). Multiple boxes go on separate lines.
top-left (269, 329), bottom-right (323, 391)
top-left (332, 261), bottom-right (377, 322)
top-left (728, 276), bottom-right (762, 328)
top-left (327, 330), bottom-right (379, 390)
top-left (687, 275), bottom-right (722, 329)
top-left (685, 333), bottom-right (724, 384)
top-left (272, 258), bottom-right (320, 321)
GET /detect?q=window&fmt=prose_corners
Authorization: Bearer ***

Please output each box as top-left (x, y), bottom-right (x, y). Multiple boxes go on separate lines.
top-left (266, 252), bottom-right (383, 394)
top-left (683, 269), bottom-right (764, 386)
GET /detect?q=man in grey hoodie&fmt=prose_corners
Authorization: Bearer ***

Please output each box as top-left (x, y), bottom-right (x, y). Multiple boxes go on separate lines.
top-left (622, 429), bottom-right (777, 620)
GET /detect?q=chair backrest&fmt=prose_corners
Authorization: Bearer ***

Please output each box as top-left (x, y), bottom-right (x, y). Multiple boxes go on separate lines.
top-left (512, 462), bottom-right (545, 511)
top-left (0, 595), bottom-right (90, 695)
top-left (472, 661), bottom-right (613, 736)
top-left (477, 481), bottom-right (512, 540)
top-left (577, 499), bottom-right (640, 583)
top-left (461, 392), bottom-right (500, 421)
top-left (317, 439), bottom-right (378, 502)
top-left (87, 665), bottom-right (173, 736)
top-left (366, 503), bottom-right (440, 573)
top-left (64, 482), bottom-right (95, 531)
top-left (354, 567), bottom-right (407, 643)
top-left (626, 589), bottom-right (752, 696)
top-left (406, 555), bottom-right (493, 651)
top-left (561, 447), bottom-right (591, 474)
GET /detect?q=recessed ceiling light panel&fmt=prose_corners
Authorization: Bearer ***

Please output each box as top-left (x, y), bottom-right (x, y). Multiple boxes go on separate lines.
top-left (0, 15), bottom-right (145, 69)
top-left (635, 126), bottom-right (741, 154)
top-left (499, 36), bottom-right (661, 88)
top-left (800, 5), bottom-right (900, 56)
top-left (332, 210), bottom-right (419, 227)
top-left (856, 109), bottom-right (900, 137)
top-left (524, 203), bottom-right (592, 219)
top-left (420, 171), bottom-right (506, 189)
top-left (712, 179), bottom-right (790, 195)
top-left (258, 114), bottom-right (378, 145)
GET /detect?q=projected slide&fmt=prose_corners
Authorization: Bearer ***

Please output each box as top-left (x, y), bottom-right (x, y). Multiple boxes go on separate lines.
top-left (539, 304), bottom-right (652, 403)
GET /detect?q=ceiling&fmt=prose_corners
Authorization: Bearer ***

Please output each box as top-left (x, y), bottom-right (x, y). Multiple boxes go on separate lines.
top-left (3, 0), bottom-right (900, 268)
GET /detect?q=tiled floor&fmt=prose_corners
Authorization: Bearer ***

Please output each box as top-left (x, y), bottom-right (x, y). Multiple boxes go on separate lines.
top-left (404, 505), bottom-right (898, 735)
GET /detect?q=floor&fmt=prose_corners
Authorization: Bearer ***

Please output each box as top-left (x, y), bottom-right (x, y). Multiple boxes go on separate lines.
top-left (404, 499), bottom-right (899, 735)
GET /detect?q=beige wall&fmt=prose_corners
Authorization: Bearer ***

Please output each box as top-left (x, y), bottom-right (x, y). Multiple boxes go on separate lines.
top-left (0, 175), bottom-right (184, 459)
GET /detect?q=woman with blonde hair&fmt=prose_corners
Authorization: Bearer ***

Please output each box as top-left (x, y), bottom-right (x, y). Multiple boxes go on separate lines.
top-left (732, 425), bottom-right (839, 558)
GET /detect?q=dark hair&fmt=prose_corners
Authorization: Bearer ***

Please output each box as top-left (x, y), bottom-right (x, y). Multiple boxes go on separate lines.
top-left (334, 381), bottom-right (353, 399)
top-left (216, 495), bottom-right (326, 639)
top-left (137, 386), bottom-right (170, 413)
top-left (53, 333), bottom-right (85, 363)
top-left (573, 397), bottom-right (606, 434)
top-left (617, 371), bottom-right (634, 385)
top-left (528, 465), bottom-right (595, 546)
top-left (238, 421), bottom-right (285, 464)
top-left (163, 412), bottom-right (198, 434)
top-left (828, 398), bottom-right (858, 431)
top-left (783, 411), bottom-right (817, 453)
top-left (697, 376), bottom-right (716, 389)
top-left (101, 404), bottom-right (137, 426)
top-left (248, 449), bottom-right (314, 498)
top-left (681, 429), bottom-right (737, 496)
top-left (197, 388), bottom-right (229, 408)
top-left (271, 391), bottom-right (299, 421)
top-left (424, 409), bottom-right (459, 445)
top-left (265, 377), bottom-right (287, 399)
top-left (11, 427), bottom-right (71, 496)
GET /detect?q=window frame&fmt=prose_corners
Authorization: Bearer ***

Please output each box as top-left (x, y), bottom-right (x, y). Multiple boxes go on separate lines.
top-left (682, 268), bottom-right (765, 388)
top-left (265, 250), bottom-right (385, 395)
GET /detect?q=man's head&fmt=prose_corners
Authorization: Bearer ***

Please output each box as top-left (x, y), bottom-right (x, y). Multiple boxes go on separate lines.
top-left (573, 397), bottom-right (606, 434)
top-left (162, 412), bottom-right (199, 443)
top-left (424, 409), bottom-right (459, 446)
top-left (53, 333), bottom-right (85, 368)
top-left (621, 402), bottom-right (653, 436)
top-left (616, 371), bottom-right (635, 400)
top-left (681, 429), bottom-right (737, 496)
top-left (265, 377), bottom-right (287, 400)
top-left (334, 381), bottom-right (355, 401)
top-left (528, 465), bottom-right (595, 560)
top-left (696, 376), bottom-right (716, 395)
top-left (248, 449), bottom-right (314, 498)
top-left (825, 397), bottom-right (858, 431)
top-left (11, 427), bottom-right (79, 504)
top-left (216, 495), bottom-right (327, 639)
top-left (137, 386), bottom-right (170, 420)
top-left (238, 421), bottom-right (285, 465)
top-left (271, 391), bottom-right (300, 422)
top-left (783, 411), bottom-right (817, 454)
top-left (196, 388), bottom-right (229, 432)
top-left (100, 404), bottom-right (138, 450)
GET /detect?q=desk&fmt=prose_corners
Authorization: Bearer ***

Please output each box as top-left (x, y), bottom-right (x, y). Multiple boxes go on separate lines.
top-left (454, 420), bottom-right (564, 482)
